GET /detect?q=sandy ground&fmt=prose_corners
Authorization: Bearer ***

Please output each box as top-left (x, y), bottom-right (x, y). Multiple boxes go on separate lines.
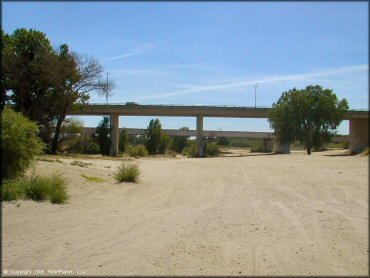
top-left (2, 149), bottom-right (368, 276)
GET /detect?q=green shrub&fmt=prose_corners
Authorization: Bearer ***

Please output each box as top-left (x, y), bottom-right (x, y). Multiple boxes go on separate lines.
top-left (1, 107), bottom-right (46, 180)
top-left (48, 174), bottom-right (69, 204)
top-left (182, 141), bottom-right (197, 158)
top-left (126, 144), bottom-right (148, 157)
top-left (204, 142), bottom-right (219, 156)
top-left (1, 174), bottom-right (68, 204)
top-left (216, 137), bottom-right (230, 146)
top-left (119, 128), bottom-right (129, 153)
top-left (114, 162), bottom-right (140, 183)
top-left (84, 142), bottom-right (100, 154)
top-left (159, 134), bottom-right (172, 154)
top-left (23, 175), bottom-right (50, 201)
top-left (165, 149), bottom-right (177, 158)
top-left (171, 127), bottom-right (189, 153)
top-left (1, 178), bottom-right (24, 201)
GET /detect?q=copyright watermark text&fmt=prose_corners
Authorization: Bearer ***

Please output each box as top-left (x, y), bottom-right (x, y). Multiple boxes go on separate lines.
top-left (3, 269), bottom-right (86, 275)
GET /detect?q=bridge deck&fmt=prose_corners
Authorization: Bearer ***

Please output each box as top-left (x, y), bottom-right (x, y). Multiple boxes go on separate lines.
top-left (69, 104), bottom-right (369, 120)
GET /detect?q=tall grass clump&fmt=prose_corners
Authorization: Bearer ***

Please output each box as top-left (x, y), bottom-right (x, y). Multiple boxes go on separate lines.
top-left (114, 162), bottom-right (140, 183)
top-left (48, 174), bottom-right (69, 204)
top-left (1, 178), bottom-right (24, 201)
top-left (1, 174), bottom-right (68, 204)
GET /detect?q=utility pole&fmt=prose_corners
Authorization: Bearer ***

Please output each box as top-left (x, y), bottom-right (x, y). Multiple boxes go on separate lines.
top-left (254, 82), bottom-right (258, 108)
top-left (106, 72), bottom-right (110, 104)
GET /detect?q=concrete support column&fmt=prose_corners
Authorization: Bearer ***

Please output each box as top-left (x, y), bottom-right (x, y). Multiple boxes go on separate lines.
top-left (109, 114), bottom-right (119, 156)
top-left (273, 140), bottom-right (290, 154)
top-left (262, 138), bottom-right (273, 152)
top-left (196, 115), bottom-right (204, 157)
top-left (349, 118), bottom-right (369, 153)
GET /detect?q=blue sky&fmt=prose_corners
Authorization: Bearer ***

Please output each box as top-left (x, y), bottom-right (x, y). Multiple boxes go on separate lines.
top-left (3, 1), bottom-right (368, 134)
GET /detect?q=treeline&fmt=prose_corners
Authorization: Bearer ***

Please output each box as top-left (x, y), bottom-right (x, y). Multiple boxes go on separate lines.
top-left (1, 28), bottom-right (114, 154)
top-left (56, 117), bottom-right (220, 157)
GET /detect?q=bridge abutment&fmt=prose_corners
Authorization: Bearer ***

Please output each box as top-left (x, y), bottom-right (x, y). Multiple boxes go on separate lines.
top-left (349, 118), bottom-right (369, 153)
top-left (196, 115), bottom-right (204, 157)
top-left (109, 114), bottom-right (119, 156)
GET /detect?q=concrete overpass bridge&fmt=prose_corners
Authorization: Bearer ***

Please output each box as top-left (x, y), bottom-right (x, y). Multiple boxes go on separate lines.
top-left (68, 104), bottom-right (369, 156)
top-left (82, 127), bottom-right (275, 139)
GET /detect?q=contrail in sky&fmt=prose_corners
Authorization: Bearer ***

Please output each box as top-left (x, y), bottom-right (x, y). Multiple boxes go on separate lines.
top-left (104, 42), bottom-right (159, 62)
top-left (110, 61), bottom-right (220, 76)
top-left (139, 64), bottom-right (368, 100)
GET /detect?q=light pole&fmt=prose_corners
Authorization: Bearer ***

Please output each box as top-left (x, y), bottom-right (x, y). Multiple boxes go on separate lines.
top-left (254, 82), bottom-right (258, 108)
top-left (106, 72), bottom-right (110, 104)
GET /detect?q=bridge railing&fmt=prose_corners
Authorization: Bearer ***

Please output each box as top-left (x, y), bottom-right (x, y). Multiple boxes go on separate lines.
top-left (86, 103), bottom-right (271, 109)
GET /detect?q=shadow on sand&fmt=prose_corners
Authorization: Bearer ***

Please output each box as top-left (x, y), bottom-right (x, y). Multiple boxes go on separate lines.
top-left (323, 151), bottom-right (356, 157)
top-left (219, 152), bottom-right (276, 158)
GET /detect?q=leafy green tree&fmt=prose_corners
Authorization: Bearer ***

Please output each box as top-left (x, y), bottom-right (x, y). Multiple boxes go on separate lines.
top-left (159, 134), bottom-right (172, 154)
top-left (171, 127), bottom-right (189, 153)
top-left (268, 85), bottom-right (349, 155)
top-left (96, 117), bottom-right (111, 156)
top-left (50, 50), bottom-right (114, 154)
top-left (145, 118), bottom-right (162, 155)
top-left (1, 28), bottom-right (114, 154)
top-left (2, 28), bottom-right (56, 122)
top-left (1, 107), bottom-right (45, 180)
top-left (119, 128), bottom-right (129, 153)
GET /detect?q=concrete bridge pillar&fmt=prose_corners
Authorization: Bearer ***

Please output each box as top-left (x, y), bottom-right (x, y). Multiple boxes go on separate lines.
top-left (273, 140), bottom-right (290, 154)
top-left (196, 115), bottom-right (204, 157)
top-left (262, 138), bottom-right (273, 152)
top-left (349, 118), bottom-right (369, 153)
top-left (109, 114), bottom-right (119, 156)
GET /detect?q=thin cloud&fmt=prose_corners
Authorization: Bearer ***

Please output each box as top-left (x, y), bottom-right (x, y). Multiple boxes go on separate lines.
top-left (110, 61), bottom-right (220, 76)
top-left (104, 42), bottom-right (159, 62)
top-left (104, 51), bottom-right (148, 61)
top-left (139, 64), bottom-right (368, 100)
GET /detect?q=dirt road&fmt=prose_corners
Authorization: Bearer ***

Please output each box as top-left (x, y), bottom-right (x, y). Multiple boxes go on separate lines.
top-left (2, 150), bottom-right (368, 275)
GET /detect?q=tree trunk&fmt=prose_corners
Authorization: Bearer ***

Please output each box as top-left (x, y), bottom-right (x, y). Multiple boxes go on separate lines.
top-left (51, 115), bottom-right (64, 154)
top-left (51, 105), bottom-right (67, 154)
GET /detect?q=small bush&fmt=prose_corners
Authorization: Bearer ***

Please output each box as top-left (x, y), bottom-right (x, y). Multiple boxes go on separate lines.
top-left (48, 175), bottom-right (69, 204)
top-left (81, 174), bottom-right (104, 183)
top-left (165, 149), bottom-right (177, 158)
top-left (182, 141), bottom-right (220, 157)
top-left (204, 142), bottom-right (219, 156)
top-left (23, 175), bottom-right (50, 201)
top-left (1, 179), bottom-right (24, 201)
top-left (84, 142), bottom-right (100, 154)
top-left (1, 174), bottom-right (68, 204)
top-left (126, 144), bottom-right (148, 157)
top-left (159, 134), bottom-right (172, 154)
top-left (182, 142), bottom-right (197, 158)
top-left (114, 162), bottom-right (140, 183)
top-left (70, 160), bottom-right (92, 167)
